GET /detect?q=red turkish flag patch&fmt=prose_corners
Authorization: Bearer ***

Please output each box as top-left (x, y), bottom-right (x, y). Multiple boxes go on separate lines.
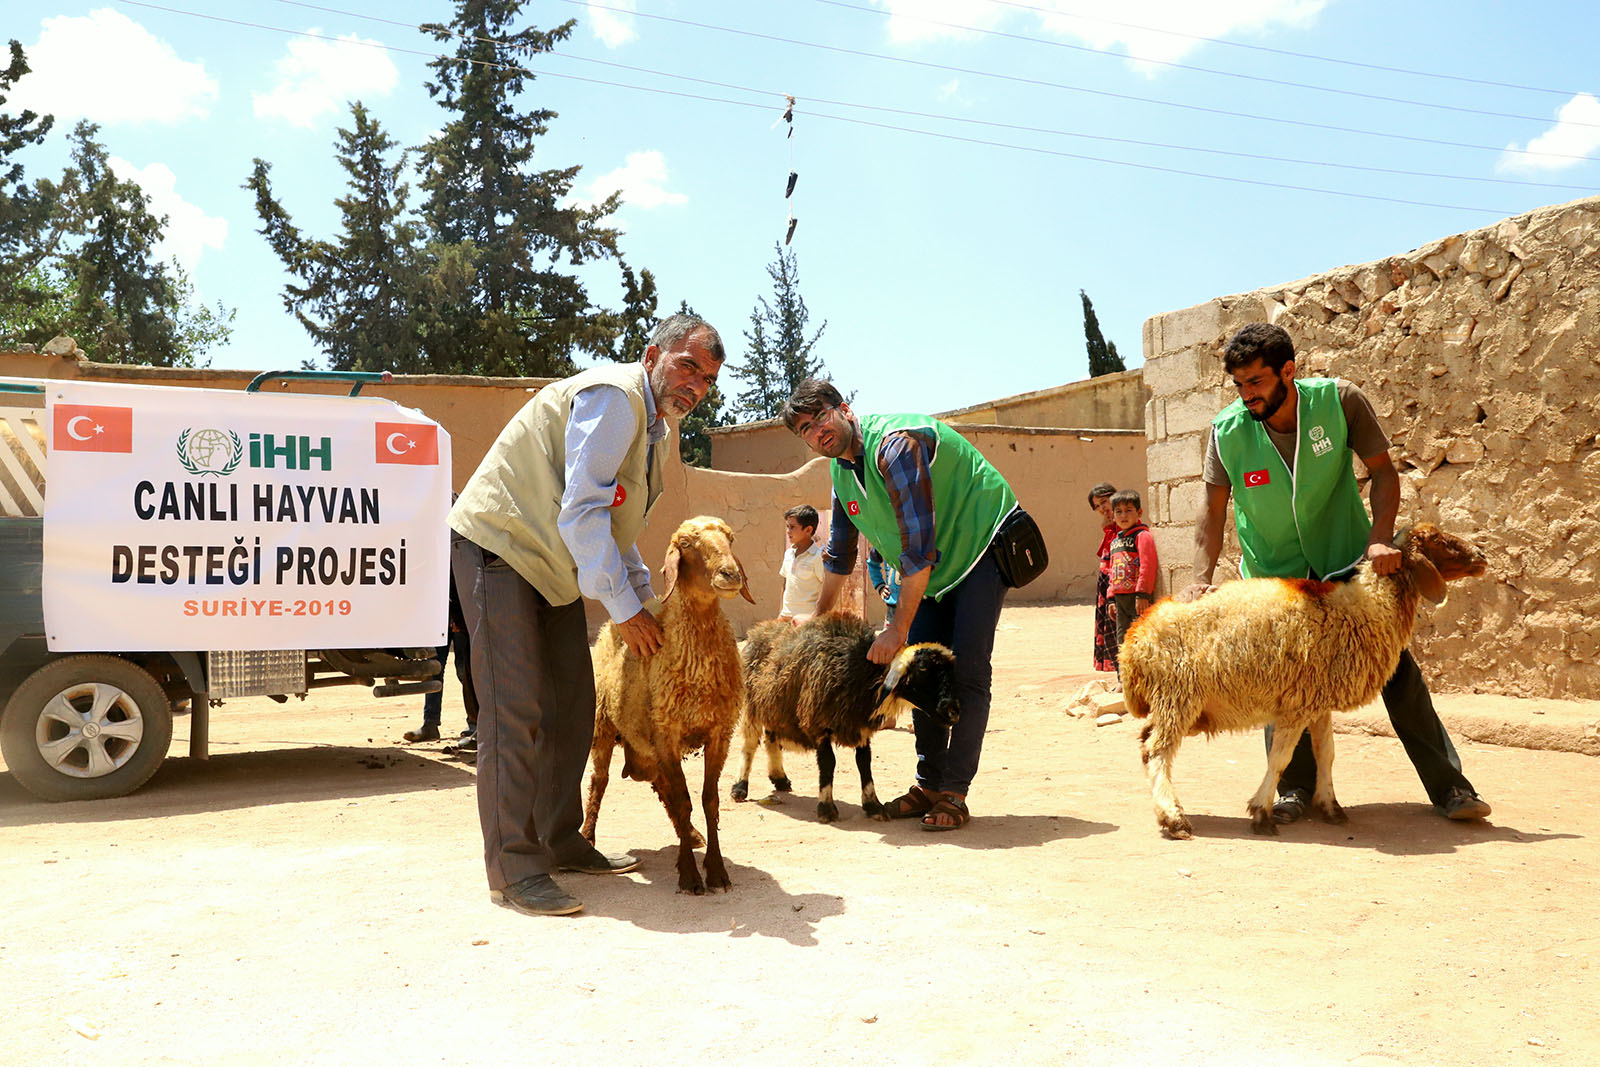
top-left (1244, 469), bottom-right (1270, 487)
top-left (375, 422), bottom-right (439, 465)
top-left (54, 404), bottom-right (133, 453)
top-left (611, 484), bottom-right (626, 507)
top-left (847, 500), bottom-right (861, 516)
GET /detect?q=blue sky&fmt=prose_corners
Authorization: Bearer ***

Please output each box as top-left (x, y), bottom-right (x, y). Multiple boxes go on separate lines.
top-left (8, 0), bottom-right (1600, 416)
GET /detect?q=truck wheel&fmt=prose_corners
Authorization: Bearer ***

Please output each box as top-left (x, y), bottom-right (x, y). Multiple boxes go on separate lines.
top-left (1, 655), bottom-right (174, 801)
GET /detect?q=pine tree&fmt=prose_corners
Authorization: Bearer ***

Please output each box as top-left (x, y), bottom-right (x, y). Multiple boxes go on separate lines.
top-left (0, 41), bottom-right (62, 330)
top-left (416, 0), bottom-right (628, 376)
top-left (1081, 289), bottom-right (1124, 377)
top-left (248, 103), bottom-right (430, 372)
top-left (730, 243), bottom-right (827, 420)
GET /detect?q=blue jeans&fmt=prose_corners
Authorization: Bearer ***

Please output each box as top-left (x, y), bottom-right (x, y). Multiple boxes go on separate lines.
top-left (905, 549), bottom-right (1009, 796)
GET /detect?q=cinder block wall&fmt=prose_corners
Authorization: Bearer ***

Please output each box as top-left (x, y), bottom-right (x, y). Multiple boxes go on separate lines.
top-left (1142, 195), bottom-right (1600, 698)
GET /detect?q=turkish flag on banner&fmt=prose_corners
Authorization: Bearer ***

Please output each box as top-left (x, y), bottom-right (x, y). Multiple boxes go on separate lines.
top-left (1244, 469), bottom-right (1271, 487)
top-left (375, 422), bottom-right (439, 465)
top-left (53, 404), bottom-right (134, 452)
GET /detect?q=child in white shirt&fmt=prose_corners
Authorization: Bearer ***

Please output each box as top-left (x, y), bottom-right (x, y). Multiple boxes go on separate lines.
top-left (778, 504), bottom-right (825, 622)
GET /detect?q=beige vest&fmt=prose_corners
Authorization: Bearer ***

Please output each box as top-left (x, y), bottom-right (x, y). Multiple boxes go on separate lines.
top-left (449, 363), bottom-right (664, 605)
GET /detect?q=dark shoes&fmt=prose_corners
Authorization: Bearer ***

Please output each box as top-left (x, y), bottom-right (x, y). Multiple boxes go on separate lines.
top-left (1271, 788), bottom-right (1310, 824)
top-left (491, 874), bottom-right (582, 917)
top-left (1441, 787), bottom-right (1492, 821)
top-left (402, 723), bottom-right (440, 743)
top-left (556, 849), bottom-right (639, 875)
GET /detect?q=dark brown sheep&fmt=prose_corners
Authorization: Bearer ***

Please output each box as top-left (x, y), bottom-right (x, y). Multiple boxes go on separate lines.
top-left (730, 613), bottom-right (958, 822)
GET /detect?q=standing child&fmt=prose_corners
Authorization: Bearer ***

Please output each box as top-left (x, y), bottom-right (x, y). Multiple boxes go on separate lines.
top-left (867, 546), bottom-right (901, 628)
top-left (1106, 489), bottom-right (1158, 664)
top-left (779, 504), bottom-right (825, 622)
top-left (1088, 483), bottom-right (1119, 672)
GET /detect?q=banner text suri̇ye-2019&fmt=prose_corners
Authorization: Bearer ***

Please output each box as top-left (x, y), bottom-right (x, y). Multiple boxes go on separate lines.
top-left (43, 381), bottom-right (451, 652)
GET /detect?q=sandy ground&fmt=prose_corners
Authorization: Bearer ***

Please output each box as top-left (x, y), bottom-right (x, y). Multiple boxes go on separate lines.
top-left (2, 603), bottom-right (1597, 1066)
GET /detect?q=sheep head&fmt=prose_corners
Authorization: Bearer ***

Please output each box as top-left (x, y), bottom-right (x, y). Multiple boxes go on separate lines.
top-left (661, 515), bottom-right (755, 605)
top-left (880, 642), bottom-right (960, 727)
top-left (1396, 523), bottom-right (1488, 604)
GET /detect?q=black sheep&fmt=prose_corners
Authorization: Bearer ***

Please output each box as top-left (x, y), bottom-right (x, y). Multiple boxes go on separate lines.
top-left (730, 614), bottom-right (959, 822)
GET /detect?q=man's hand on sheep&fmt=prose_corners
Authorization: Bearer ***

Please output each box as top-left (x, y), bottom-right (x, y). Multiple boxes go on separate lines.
top-left (1175, 583), bottom-right (1217, 603)
top-left (867, 627), bottom-right (908, 665)
top-left (617, 609), bottom-right (665, 657)
top-left (1365, 542), bottom-right (1403, 576)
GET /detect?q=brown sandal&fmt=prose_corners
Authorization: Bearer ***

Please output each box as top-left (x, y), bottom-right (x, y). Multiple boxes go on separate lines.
top-left (882, 784), bottom-right (937, 820)
top-left (921, 793), bottom-right (970, 832)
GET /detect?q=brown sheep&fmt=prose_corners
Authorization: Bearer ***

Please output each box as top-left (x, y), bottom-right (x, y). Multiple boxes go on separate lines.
top-left (731, 613), bottom-right (959, 822)
top-left (1123, 522), bottom-right (1487, 840)
top-left (581, 516), bottom-right (753, 894)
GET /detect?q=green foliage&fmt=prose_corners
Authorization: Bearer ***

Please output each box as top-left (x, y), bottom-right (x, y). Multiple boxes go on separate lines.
top-left (1, 45), bottom-right (233, 366)
top-left (730, 243), bottom-right (827, 420)
top-left (1081, 289), bottom-right (1124, 377)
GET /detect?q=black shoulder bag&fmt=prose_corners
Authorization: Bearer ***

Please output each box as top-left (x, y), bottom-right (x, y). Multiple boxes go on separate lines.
top-left (992, 506), bottom-right (1049, 588)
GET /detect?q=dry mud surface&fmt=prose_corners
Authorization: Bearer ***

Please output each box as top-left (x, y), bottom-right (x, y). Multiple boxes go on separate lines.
top-left (2, 604), bottom-right (1596, 1065)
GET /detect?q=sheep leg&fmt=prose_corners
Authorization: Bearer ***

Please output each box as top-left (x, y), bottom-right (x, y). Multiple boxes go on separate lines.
top-left (730, 709), bottom-right (758, 802)
top-left (700, 729), bottom-right (732, 892)
top-left (1139, 717), bottom-right (1193, 840)
top-left (815, 740), bottom-right (840, 823)
top-left (766, 730), bottom-right (792, 792)
top-left (1247, 723), bottom-right (1304, 836)
top-left (650, 760), bottom-right (707, 895)
top-left (857, 742), bottom-right (887, 821)
top-left (580, 716), bottom-right (620, 844)
top-left (1307, 712), bottom-right (1347, 824)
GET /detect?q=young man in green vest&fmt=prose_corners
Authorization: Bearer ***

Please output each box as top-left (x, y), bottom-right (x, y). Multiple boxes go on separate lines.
top-left (449, 313), bottom-right (725, 916)
top-left (782, 379), bottom-right (1018, 832)
top-left (1187, 322), bottom-right (1491, 823)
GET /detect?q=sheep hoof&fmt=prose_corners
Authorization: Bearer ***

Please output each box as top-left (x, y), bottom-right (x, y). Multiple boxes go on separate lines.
top-left (1318, 802), bottom-right (1349, 825)
top-left (817, 801), bottom-right (840, 823)
top-left (704, 863), bottom-right (732, 892)
top-left (771, 776), bottom-right (792, 792)
top-left (1250, 812), bottom-right (1280, 836)
top-left (863, 799), bottom-right (889, 821)
top-left (1157, 813), bottom-right (1192, 840)
top-left (689, 827), bottom-right (706, 849)
top-left (730, 780), bottom-right (749, 802)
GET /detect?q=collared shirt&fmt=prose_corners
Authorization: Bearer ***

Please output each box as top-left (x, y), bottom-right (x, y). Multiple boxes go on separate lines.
top-left (556, 375), bottom-right (667, 622)
top-left (822, 426), bottom-right (939, 578)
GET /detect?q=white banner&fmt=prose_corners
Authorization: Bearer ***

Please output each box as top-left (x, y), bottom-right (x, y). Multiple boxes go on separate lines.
top-left (43, 380), bottom-right (451, 652)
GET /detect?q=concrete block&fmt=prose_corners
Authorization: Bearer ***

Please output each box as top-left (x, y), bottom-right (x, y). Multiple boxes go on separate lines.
top-left (1146, 436), bottom-right (1205, 483)
top-left (1158, 300), bottom-right (1225, 352)
top-left (1150, 524), bottom-right (1191, 574)
top-left (1166, 478), bottom-right (1207, 525)
top-left (1140, 348), bottom-right (1199, 398)
top-left (1164, 391), bottom-right (1224, 437)
top-left (1142, 316), bottom-right (1161, 362)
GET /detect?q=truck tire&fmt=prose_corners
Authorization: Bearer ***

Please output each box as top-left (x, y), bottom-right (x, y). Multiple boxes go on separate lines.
top-left (1, 655), bottom-right (174, 802)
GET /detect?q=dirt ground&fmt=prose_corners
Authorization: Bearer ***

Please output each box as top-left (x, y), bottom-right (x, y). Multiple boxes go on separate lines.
top-left (2, 603), bottom-right (1597, 1066)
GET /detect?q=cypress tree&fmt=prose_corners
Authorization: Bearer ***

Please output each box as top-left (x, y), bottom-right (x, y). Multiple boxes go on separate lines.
top-left (1081, 289), bottom-right (1125, 377)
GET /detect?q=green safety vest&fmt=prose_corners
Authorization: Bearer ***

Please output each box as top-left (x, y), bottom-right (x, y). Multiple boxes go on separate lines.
top-left (830, 413), bottom-right (1016, 600)
top-left (1212, 377), bottom-right (1370, 579)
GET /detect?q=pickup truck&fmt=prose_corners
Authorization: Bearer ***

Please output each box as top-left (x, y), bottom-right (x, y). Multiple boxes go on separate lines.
top-left (0, 372), bottom-right (445, 801)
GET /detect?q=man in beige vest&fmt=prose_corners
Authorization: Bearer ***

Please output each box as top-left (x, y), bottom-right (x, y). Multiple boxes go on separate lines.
top-left (449, 313), bottom-right (725, 916)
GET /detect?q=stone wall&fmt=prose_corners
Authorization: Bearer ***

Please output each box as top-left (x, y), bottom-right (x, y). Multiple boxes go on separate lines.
top-left (1142, 195), bottom-right (1600, 698)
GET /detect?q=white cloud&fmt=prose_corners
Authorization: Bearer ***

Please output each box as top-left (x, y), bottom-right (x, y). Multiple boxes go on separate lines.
top-left (873, 0), bottom-right (1326, 70)
top-left (11, 8), bottom-right (217, 124)
top-left (1499, 93), bottom-right (1600, 173)
top-left (937, 78), bottom-right (964, 101)
top-left (108, 157), bottom-right (228, 270)
top-left (568, 151), bottom-right (688, 211)
top-left (587, 0), bottom-right (638, 48)
top-left (252, 30), bottom-right (399, 128)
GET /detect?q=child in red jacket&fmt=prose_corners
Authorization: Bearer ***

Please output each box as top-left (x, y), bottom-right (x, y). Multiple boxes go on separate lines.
top-left (1106, 489), bottom-right (1159, 668)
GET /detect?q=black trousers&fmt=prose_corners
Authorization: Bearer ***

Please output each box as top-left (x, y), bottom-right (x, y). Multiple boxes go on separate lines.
top-left (1269, 648), bottom-right (1474, 807)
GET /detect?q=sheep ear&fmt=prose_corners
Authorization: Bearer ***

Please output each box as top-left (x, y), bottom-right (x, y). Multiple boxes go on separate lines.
top-left (661, 542), bottom-right (682, 603)
top-left (734, 552), bottom-right (755, 604)
top-left (1411, 553), bottom-right (1447, 604)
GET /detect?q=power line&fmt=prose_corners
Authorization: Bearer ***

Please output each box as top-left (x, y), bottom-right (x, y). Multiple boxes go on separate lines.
top-left (104, 1), bottom-right (1530, 213)
top-left (972, 0), bottom-right (1588, 98)
top-left (807, 0), bottom-right (1600, 130)
top-left (561, 0), bottom-right (1600, 162)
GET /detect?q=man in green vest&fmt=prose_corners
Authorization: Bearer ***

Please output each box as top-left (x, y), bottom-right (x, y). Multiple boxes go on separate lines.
top-left (449, 313), bottom-right (725, 916)
top-left (1187, 322), bottom-right (1491, 823)
top-left (782, 379), bottom-right (1019, 832)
